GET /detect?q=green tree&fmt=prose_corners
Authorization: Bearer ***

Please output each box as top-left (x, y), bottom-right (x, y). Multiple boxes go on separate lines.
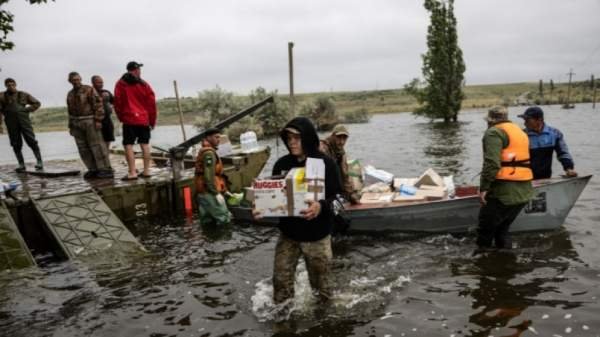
top-left (538, 79), bottom-right (544, 98)
top-left (1, 0), bottom-right (54, 51)
top-left (409, 0), bottom-right (465, 123)
top-left (299, 95), bottom-right (339, 131)
top-left (249, 86), bottom-right (290, 137)
top-left (194, 85), bottom-right (267, 141)
top-left (195, 85), bottom-right (240, 128)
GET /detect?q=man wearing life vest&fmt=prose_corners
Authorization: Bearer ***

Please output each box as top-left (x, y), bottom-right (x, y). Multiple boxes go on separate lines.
top-left (477, 106), bottom-right (534, 250)
top-left (194, 127), bottom-right (231, 225)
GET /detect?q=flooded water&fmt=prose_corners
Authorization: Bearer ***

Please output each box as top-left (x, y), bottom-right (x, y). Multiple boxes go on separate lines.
top-left (1, 104), bottom-right (599, 337)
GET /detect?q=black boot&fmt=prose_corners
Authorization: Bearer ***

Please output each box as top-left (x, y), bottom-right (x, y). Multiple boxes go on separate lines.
top-left (33, 148), bottom-right (44, 171)
top-left (14, 150), bottom-right (26, 173)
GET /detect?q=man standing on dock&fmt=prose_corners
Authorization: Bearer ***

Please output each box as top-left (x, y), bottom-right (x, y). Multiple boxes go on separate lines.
top-left (114, 61), bottom-right (157, 180)
top-left (0, 78), bottom-right (43, 172)
top-left (477, 107), bottom-right (534, 251)
top-left (91, 75), bottom-right (116, 151)
top-left (320, 124), bottom-right (360, 204)
top-left (194, 127), bottom-right (231, 225)
top-left (517, 106), bottom-right (578, 179)
top-left (66, 72), bottom-right (114, 179)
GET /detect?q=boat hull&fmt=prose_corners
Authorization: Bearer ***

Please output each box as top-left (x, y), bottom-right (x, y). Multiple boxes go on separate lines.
top-left (346, 176), bottom-right (591, 233)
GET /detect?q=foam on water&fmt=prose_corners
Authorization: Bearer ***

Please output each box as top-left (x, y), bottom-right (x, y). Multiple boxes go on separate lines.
top-left (251, 258), bottom-right (412, 320)
top-left (251, 261), bottom-right (315, 322)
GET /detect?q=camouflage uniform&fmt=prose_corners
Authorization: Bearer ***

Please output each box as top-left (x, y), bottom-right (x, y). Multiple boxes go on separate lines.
top-left (194, 141), bottom-right (231, 225)
top-left (66, 85), bottom-right (112, 172)
top-left (97, 89), bottom-right (115, 143)
top-left (320, 133), bottom-right (359, 204)
top-left (0, 90), bottom-right (43, 169)
top-left (273, 234), bottom-right (333, 303)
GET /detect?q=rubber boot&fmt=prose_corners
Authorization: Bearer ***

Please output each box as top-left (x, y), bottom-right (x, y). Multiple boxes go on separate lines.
top-left (33, 148), bottom-right (44, 171)
top-left (14, 150), bottom-right (26, 173)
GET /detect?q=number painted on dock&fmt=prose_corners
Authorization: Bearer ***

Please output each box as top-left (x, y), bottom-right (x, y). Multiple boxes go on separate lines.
top-left (135, 203), bottom-right (148, 216)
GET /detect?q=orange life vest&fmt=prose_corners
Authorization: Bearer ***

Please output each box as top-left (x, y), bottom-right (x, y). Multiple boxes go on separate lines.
top-left (194, 141), bottom-right (227, 193)
top-left (494, 122), bottom-right (533, 181)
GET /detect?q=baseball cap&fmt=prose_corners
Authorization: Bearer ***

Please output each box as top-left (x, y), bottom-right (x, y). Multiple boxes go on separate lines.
top-left (126, 61), bottom-right (144, 71)
top-left (332, 124), bottom-right (349, 137)
top-left (283, 127), bottom-right (301, 135)
top-left (485, 106), bottom-right (508, 122)
top-left (517, 106), bottom-right (544, 119)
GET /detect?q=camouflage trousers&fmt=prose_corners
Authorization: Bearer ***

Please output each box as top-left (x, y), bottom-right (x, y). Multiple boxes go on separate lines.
top-left (197, 193), bottom-right (232, 225)
top-left (273, 234), bottom-right (332, 304)
top-left (69, 118), bottom-right (111, 171)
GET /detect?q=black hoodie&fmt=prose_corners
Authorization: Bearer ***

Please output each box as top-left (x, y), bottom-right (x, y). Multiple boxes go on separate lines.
top-left (272, 117), bottom-right (342, 242)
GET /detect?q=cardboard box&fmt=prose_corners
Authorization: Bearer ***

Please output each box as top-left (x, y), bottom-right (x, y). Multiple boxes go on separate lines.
top-left (363, 165), bottom-right (394, 186)
top-left (252, 179), bottom-right (288, 216)
top-left (252, 158), bottom-right (325, 217)
top-left (360, 192), bottom-right (395, 204)
top-left (414, 168), bottom-right (444, 188)
top-left (393, 193), bottom-right (426, 202)
top-left (393, 178), bottom-right (418, 191)
top-left (415, 188), bottom-right (447, 200)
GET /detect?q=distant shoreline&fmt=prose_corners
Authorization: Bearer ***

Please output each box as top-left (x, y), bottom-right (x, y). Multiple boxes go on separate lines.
top-left (25, 81), bottom-right (597, 133)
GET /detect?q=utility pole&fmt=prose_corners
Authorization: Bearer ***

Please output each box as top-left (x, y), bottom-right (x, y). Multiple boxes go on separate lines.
top-left (593, 75), bottom-right (597, 109)
top-left (565, 68), bottom-right (575, 108)
top-left (288, 42), bottom-right (295, 115)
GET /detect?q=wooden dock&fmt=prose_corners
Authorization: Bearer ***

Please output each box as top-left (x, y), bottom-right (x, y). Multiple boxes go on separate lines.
top-left (0, 156), bottom-right (193, 269)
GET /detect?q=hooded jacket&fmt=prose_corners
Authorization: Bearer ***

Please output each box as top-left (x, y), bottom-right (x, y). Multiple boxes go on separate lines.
top-left (114, 73), bottom-right (157, 127)
top-left (272, 117), bottom-right (342, 242)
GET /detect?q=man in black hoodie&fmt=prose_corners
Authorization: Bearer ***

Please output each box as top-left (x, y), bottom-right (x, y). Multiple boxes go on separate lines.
top-left (268, 117), bottom-right (342, 304)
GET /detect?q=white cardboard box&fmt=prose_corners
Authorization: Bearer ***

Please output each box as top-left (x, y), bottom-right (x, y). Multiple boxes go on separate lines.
top-left (252, 158), bottom-right (325, 217)
top-left (252, 179), bottom-right (288, 217)
top-left (363, 165), bottom-right (394, 186)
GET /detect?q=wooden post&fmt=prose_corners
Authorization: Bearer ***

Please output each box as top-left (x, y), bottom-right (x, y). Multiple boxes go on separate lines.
top-left (288, 42), bottom-right (295, 115)
top-left (173, 80), bottom-right (187, 142)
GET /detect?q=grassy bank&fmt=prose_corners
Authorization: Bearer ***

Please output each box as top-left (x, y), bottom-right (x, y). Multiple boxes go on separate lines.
top-left (29, 81), bottom-right (598, 132)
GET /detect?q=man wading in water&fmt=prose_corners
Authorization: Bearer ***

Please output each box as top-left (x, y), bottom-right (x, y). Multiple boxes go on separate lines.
top-left (255, 117), bottom-right (342, 306)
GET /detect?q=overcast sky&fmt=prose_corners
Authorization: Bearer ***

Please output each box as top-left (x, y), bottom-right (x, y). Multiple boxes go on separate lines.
top-left (1, 0), bottom-right (599, 106)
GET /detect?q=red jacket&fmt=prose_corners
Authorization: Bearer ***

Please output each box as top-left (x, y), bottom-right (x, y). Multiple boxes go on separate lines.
top-left (114, 74), bottom-right (157, 127)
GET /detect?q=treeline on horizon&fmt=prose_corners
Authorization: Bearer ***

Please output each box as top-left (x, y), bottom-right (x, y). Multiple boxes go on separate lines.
top-left (30, 79), bottom-right (599, 135)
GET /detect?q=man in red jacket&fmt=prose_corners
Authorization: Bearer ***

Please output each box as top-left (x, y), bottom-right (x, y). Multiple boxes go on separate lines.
top-left (114, 61), bottom-right (157, 180)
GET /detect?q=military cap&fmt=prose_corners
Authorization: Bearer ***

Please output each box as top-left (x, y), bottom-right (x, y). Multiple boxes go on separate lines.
top-left (485, 106), bottom-right (509, 122)
top-left (332, 124), bottom-right (349, 137)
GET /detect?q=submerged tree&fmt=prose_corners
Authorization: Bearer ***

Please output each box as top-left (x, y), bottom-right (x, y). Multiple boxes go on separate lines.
top-left (1, 0), bottom-right (54, 51)
top-left (299, 95), bottom-right (339, 131)
top-left (409, 0), bottom-right (465, 123)
top-left (249, 86), bottom-right (290, 137)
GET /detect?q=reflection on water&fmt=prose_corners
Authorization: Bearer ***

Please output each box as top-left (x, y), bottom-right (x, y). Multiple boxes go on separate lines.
top-left (1, 104), bottom-right (599, 336)
top-left (418, 121), bottom-right (468, 176)
top-left (451, 231), bottom-right (580, 337)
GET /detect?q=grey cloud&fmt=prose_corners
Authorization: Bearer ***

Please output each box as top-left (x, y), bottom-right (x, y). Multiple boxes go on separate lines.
top-left (1, 0), bottom-right (599, 105)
